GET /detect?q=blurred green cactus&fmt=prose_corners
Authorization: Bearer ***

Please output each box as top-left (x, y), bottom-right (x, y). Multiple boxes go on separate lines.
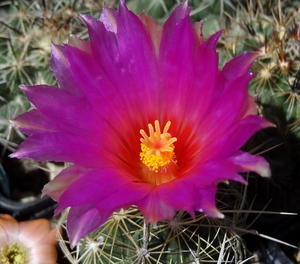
top-left (219, 0), bottom-right (300, 138)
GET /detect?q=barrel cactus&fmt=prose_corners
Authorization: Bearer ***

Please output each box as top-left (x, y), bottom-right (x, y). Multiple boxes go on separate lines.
top-left (59, 205), bottom-right (249, 264)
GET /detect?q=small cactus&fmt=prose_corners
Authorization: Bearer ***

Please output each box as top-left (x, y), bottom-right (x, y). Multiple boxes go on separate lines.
top-left (219, 0), bottom-right (300, 138)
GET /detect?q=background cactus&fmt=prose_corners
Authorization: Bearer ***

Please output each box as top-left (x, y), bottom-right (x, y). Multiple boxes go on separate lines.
top-left (219, 0), bottom-right (300, 132)
top-left (0, 0), bottom-right (107, 148)
top-left (218, 1), bottom-right (300, 262)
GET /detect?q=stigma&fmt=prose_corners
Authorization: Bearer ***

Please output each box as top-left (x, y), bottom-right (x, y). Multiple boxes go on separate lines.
top-left (140, 120), bottom-right (178, 185)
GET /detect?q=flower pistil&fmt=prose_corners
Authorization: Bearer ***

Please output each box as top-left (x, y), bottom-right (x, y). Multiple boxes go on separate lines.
top-left (140, 120), bottom-right (178, 185)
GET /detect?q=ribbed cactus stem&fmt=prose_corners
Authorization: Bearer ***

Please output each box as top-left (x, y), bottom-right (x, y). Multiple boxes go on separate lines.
top-left (138, 223), bottom-right (150, 263)
top-left (58, 207), bottom-right (248, 264)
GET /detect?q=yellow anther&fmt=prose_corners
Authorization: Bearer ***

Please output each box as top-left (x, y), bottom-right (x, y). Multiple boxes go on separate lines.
top-left (140, 120), bottom-right (177, 172)
top-left (0, 242), bottom-right (27, 264)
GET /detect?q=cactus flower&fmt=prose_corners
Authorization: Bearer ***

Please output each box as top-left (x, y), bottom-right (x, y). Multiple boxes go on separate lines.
top-left (0, 214), bottom-right (58, 264)
top-left (11, 0), bottom-right (271, 247)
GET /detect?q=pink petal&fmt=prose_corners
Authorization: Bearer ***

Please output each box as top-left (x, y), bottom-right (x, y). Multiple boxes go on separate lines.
top-left (0, 224), bottom-right (9, 247)
top-left (50, 44), bottom-right (83, 97)
top-left (200, 115), bottom-right (272, 161)
top-left (138, 12), bottom-right (162, 55)
top-left (37, 228), bottom-right (58, 246)
top-left (64, 44), bottom-right (115, 106)
top-left (65, 179), bottom-right (151, 247)
top-left (158, 159), bottom-right (245, 219)
top-left (0, 225), bottom-right (8, 248)
top-left (81, 14), bottom-right (119, 72)
top-left (0, 214), bottom-right (19, 244)
top-left (10, 132), bottom-right (115, 167)
top-left (228, 150), bottom-right (271, 177)
top-left (56, 169), bottom-right (131, 209)
top-left (243, 94), bottom-right (258, 116)
top-left (191, 159), bottom-right (247, 185)
top-left (178, 31), bottom-right (221, 128)
top-left (55, 168), bottom-right (148, 213)
top-left (55, 42), bottom-right (156, 158)
top-left (79, 15), bottom-right (130, 117)
top-left (68, 35), bottom-right (91, 53)
top-left (196, 73), bottom-right (254, 147)
top-left (162, 0), bottom-right (189, 33)
top-left (135, 189), bottom-right (175, 224)
top-left (81, 10), bottom-right (159, 124)
top-left (99, 6), bottom-right (117, 33)
top-left (216, 52), bottom-right (258, 95)
top-left (42, 165), bottom-right (94, 202)
top-left (63, 43), bottom-right (153, 135)
top-left (188, 31), bottom-right (221, 116)
top-left (29, 244), bottom-right (58, 264)
top-left (193, 21), bottom-right (204, 49)
top-left (168, 32), bottom-right (220, 165)
top-left (18, 219), bottom-right (54, 247)
top-left (159, 4), bottom-right (195, 122)
top-left (158, 177), bottom-right (198, 218)
top-left (197, 185), bottom-right (224, 218)
top-left (10, 109), bottom-right (56, 136)
top-left (18, 85), bottom-right (103, 141)
top-left (67, 207), bottom-right (103, 248)
top-left (114, 1), bottom-right (160, 120)
top-left (145, 159), bottom-right (244, 222)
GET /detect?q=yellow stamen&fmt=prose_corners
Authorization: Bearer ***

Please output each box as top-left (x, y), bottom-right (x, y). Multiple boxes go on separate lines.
top-left (139, 120), bottom-right (178, 185)
top-left (0, 242), bottom-right (27, 264)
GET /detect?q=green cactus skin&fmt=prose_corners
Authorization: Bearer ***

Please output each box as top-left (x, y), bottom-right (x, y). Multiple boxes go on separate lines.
top-left (218, 0), bottom-right (300, 139)
top-left (58, 207), bottom-right (248, 264)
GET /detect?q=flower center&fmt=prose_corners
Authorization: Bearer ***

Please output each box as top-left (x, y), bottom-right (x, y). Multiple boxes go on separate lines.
top-left (0, 242), bottom-right (28, 264)
top-left (139, 120), bottom-right (178, 185)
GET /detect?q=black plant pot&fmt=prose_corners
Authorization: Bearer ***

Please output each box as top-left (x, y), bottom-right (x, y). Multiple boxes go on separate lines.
top-left (0, 192), bottom-right (57, 221)
top-left (0, 145), bottom-right (57, 221)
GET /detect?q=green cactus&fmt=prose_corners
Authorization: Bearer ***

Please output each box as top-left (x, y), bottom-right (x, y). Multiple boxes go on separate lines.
top-left (58, 205), bottom-right (249, 264)
top-left (218, 0), bottom-right (300, 137)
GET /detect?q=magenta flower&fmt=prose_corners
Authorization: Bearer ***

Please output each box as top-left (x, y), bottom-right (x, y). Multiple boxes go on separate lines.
top-left (11, 0), bottom-right (271, 247)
